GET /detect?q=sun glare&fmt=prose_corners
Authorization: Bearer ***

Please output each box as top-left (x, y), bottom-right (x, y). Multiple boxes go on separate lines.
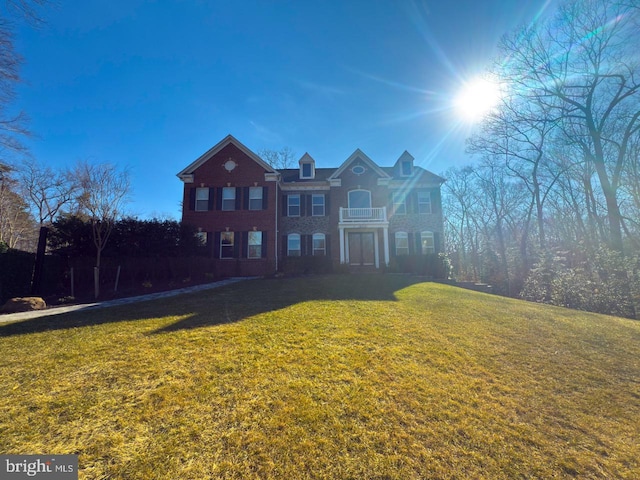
top-left (454, 77), bottom-right (502, 122)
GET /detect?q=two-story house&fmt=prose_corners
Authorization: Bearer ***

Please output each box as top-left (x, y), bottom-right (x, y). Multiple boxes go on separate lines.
top-left (177, 134), bottom-right (445, 277)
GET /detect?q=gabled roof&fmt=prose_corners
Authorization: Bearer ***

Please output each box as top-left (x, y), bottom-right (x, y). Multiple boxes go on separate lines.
top-left (382, 166), bottom-right (446, 184)
top-left (279, 167), bottom-right (335, 183)
top-left (327, 149), bottom-right (391, 180)
top-left (298, 152), bottom-right (315, 165)
top-left (395, 150), bottom-right (414, 167)
top-left (176, 134), bottom-right (276, 180)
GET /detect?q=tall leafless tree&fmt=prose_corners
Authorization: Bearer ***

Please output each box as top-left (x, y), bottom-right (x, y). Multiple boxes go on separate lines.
top-left (75, 161), bottom-right (131, 298)
top-left (497, 0), bottom-right (640, 252)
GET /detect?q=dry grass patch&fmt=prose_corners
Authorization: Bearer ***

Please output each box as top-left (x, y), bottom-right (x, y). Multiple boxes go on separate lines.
top-left (0, 275), bottom-right (639, 479)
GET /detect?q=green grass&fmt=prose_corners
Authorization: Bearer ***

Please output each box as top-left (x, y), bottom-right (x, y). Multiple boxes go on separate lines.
top-left (1, 274), bottom-right (639, 479)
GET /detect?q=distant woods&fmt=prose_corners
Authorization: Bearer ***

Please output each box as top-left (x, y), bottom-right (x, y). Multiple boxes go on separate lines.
top-left (443, 0), bottom-right (640, 317)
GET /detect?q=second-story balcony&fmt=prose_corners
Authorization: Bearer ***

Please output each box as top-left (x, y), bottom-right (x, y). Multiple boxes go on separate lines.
top-left (339, 207), bottom-right (387, 224)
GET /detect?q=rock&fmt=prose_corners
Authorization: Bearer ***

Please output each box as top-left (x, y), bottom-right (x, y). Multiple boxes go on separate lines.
top-left (1, 297), bottom-right (47, 313)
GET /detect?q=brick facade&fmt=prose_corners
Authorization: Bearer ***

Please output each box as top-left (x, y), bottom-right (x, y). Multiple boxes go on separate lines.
top-left (178, 135), bottom-right (445, 276)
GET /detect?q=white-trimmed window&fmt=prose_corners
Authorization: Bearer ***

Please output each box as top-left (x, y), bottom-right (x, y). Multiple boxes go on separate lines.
top-left (288, 194), bottom-right (301, 216)
top-left (312, 194), bottom-right (325, 216)
top-left (392, 191), bottom-right (406, 215)
top-left (220, 231), bottom-right (234, 258)
top-left (222, 187), bottom-right (236, 211)
top-left (248, 231), bottom-right (262, 259)
top-left (395, 232), bottom-right (409, 256)
top-left (418, 191), bottom-right (432, 214)
top-left (301, 162), bottom-right (313, 179)
top-left (287, 233), bottom-right (301, 256)
top-left (348, 189), bottom-right (371, 209)
top-left (401, 160), bottom-right (412, 176)
top-left (421, 231), bottom-right (435, 254)
top-left (195, 188), bottom-right (209, 212)
top-left (249, 187), bottom-right (263, 210)
top-left (312, 233), bottom-right (326, 256)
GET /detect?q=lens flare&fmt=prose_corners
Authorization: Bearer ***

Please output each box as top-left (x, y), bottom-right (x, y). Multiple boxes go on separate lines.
top-left (454, 77), bottom-right (502, 122)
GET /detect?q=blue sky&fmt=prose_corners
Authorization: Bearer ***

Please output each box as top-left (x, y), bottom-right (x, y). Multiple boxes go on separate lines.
top-left (14, 0), bottom-right (556, 219)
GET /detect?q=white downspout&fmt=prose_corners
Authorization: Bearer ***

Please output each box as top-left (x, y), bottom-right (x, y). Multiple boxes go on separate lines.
top-left (274, 177), bottom-right (279, 273)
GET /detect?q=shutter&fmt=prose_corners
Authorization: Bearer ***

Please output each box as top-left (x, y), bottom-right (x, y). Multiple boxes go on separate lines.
top-left (241, 232), bottom-right (248, 258)
top-left (216, 188), bottom-right (223, 210)
top-left (434, 232), bottom-right (441, 253)
top-left (282, 235), bottom-right (288, 256)
top-left (208, 188), bottom-right (215, 210)
top-left (189, 188), bottom-right (196, 210)
top-left (324, 194), bottom-right (329, 216)
top-left (300, 195), bottom-right (306, 217)
top-left (263, 187), bottom-right (268, 210)
top-left (235, 187), bottom-right (242, 210)
top-left (301, 235), bottom-right (310, 256)
top-left (282, 195), bottom-right (288, 216)
top-left (415, 232), bottom-right (422, 255)
top-left (325, 234), bottom-right (331, 256)
top-left (213, 232), bottom-right (221, 259)
top-left (306, 195), bottom-right (312, 217)
top-left (261, 231), bottom-right (268, 258)
top-left (407, 193), bottom-right (415, 214)
top-left (243, 187), bottom-right (250, 210)
top-left (233, 233), bottom-right (240, 258)
top-left (408, 232), bottom-right (415, 255)
top-left (390, 232), bottom-right (396, 257)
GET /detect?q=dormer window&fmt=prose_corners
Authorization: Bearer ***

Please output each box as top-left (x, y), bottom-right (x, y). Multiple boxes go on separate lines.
top-left (396, 151), bottom-right (415, 177)
top-left (298, 153), bottom-right (316, 179)
top-left (401, 160), bottom-right (413, 176)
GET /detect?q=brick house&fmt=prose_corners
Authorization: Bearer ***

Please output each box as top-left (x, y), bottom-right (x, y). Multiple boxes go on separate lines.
top-left (177, 134), bottom-right (445, 276)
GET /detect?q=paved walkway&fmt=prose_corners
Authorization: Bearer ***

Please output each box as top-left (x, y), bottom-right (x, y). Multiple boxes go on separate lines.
top-left (0, 277), bottom-right (253, 323)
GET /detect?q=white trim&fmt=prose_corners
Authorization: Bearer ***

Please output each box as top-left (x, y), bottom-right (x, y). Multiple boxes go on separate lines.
top-left (328, 149), bottom-right (391, 180)
top-left (280, 184), bottom-right (329, 191)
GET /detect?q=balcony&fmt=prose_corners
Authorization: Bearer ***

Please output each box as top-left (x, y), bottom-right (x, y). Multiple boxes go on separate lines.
top-left (339, 207), bottom-right (387, 224)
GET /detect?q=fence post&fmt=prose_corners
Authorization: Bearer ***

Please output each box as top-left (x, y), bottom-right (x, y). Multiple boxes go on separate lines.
top-left (114, 265), bottom-right (121, 293)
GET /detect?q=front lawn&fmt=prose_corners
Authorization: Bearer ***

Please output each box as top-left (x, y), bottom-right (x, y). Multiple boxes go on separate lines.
top-left (0, 275), bottom-right (638, 479)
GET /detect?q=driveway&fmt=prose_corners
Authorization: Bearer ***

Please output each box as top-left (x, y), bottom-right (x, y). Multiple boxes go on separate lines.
top-left (0, 277), bottom-right (253, 323)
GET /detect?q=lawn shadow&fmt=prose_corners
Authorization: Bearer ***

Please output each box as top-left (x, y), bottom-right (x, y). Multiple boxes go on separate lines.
top-left (0, 274), bottom-right (424, 337)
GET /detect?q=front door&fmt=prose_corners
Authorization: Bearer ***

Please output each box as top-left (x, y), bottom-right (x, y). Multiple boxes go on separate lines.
top-left (348, 232), bottom-right (375, 266)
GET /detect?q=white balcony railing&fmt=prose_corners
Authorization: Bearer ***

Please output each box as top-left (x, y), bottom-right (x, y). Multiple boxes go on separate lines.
top-left (339, 207), bottom-right (387, 223)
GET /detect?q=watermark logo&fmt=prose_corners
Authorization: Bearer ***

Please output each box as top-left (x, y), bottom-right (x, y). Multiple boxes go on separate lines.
top-left (1, 455), bottom-right (77, 479)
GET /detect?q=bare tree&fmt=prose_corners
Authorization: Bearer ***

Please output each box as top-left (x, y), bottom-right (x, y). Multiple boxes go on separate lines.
top-left (0, 161), bottom-right (35, 249)
top-left (497, 0), bottom-right (640, 252)
top-left (259, 147), bottom-right (296, 170)
top-left (75, 161), bottom-right (131, 298)
top-left (19, 158), bottom-right (77, 225)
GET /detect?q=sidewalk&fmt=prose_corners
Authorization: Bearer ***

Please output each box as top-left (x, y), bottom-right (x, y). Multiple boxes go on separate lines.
top-left (0, 277), bottom-right (253, 323)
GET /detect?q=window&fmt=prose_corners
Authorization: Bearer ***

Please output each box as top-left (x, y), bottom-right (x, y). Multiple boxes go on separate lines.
top-left (222, 187), bottom-right (236, 211)
top-left (249, 187), bottom-right (263, 210)
top-left (301, 163), bottom-right (312, 178)
top-left (401, 160), bottom-right (412, 176)
top-left (351, 165), bottom-right (365, 175)
top-left (195, 188), bottom-right (209, 212)
top-left (248, 231), bottom-right (262, 259)
top-left (392, 191), bottom-right (406, 215)
top-left (312, 233), bottom-right (326, 256)
top-left (395, 232), bottom-right (409, 256)
top-left (312, 194), bottom-right (325, 216)
top-left (348, 189), bottom-right (371, 209)
top-left (288, 194), bottom-right (301, 216)
top-left (421, 231), bottom-right (435, 254)
top-left (287, 233), bottom-right (301, 256)
top-left (220, 231), bottom-right (234, 258)
top-left (418, 191), bottom-right (432, 214)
